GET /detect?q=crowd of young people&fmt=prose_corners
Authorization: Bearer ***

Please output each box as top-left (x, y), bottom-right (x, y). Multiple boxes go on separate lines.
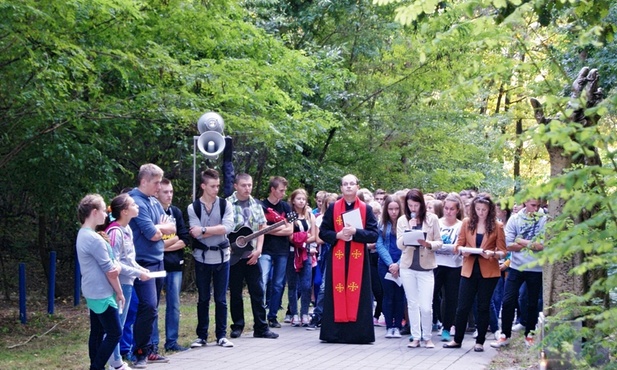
top-left (76, 166), bottom-right (546, 370)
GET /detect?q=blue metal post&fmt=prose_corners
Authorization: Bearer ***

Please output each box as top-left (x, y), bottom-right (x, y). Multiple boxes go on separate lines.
top-left (48, 251), bottom-right (56, 314)
top-left (19, 263), bottom-right (26, 324)
top-left (74, 248), bottom-right (81, 306)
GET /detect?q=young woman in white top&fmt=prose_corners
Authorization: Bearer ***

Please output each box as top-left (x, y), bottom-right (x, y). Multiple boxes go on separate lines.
top-left (396, 189), bottom-right (443, 349)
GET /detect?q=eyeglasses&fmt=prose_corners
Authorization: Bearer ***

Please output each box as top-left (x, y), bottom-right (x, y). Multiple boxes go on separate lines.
top-left (342, 182), bottom-right (357, 187)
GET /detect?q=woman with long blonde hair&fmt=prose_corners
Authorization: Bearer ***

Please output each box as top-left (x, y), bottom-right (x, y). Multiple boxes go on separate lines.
top-left (287, 189), bottom-right (317, 326)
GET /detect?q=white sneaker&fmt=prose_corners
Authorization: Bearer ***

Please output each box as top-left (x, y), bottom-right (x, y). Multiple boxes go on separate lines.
top-left (190, 337), bottom-right (207, 348)
top-left (512, 323), bottom-right (525, 332)
top-left (291, 314), bottom-right (301, 327)
top-left (385, 328), bottom-right (394, 338)
top-left (490, 334), bottom-right (510, 348)
top-left (301, 314), bottom-right (311, 327)
top-left (493, 329), bottom-right (501, 340)
top-left (284, 314), bottom-right (292, 323)
top-left (217, 337), bottom-right (234, 347)
top-left (392, 328), bottom-right (402, 338)
top-left (472, 329), bottom-right (478, 339)
top-left (109, 363), bottom-right (132, 370)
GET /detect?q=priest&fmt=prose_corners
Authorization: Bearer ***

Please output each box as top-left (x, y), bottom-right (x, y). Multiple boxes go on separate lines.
top-left (318, 174), bottom-right (379, 344)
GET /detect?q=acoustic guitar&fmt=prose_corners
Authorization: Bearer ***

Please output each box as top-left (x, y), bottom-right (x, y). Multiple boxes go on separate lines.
top-left (229, 211), bottom-right (298, 265)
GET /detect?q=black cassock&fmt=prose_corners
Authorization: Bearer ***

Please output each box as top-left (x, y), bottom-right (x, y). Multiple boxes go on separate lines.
top-left (318, 200), bottom-right (379, 344)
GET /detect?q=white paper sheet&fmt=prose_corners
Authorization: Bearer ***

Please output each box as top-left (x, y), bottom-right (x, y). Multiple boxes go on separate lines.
top-left (458, 247), bottom-right (484, 255)
top-left (402, 229), bottom-right (425, 246)
top-left (342, 208), bottom-right (364, 229)
top-left (384, 272), bottom-right (402, 287)
top-left (148, 270), bottom-right (167, 278)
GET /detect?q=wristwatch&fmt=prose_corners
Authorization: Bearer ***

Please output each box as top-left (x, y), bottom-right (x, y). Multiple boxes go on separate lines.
top-left (201, 227), bottom-right (207, 235)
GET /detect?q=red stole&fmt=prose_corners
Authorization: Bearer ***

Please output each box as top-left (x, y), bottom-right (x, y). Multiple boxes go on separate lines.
top-left (332, 198), bottom-right (366, 322)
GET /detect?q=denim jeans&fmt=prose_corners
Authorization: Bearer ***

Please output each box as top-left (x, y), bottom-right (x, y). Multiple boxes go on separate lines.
top-left (133, 260), bottom-right (163, 358)
top-left (120, 288), bottom-right (138, 356)
top-left (195, 260), bottom-right (229, 340)
top-left (229, 258), bottom-right (268, 334)
top-left (89, 305), bottom-right (122, 370)
top-left (453, 263), bottom-right (499, 345)
top-left (500, 268), bottom-right (543, 337)
top-left (109, 284), bottom-right (133, 367)
top-left (164, 270), bottom-right (183, 349)
top-left (378, 262), bottom-right (405, 329)
top-left (259, 253), bottom-right (288, 320)
top-left (286, 252), bottom-right (312, 316)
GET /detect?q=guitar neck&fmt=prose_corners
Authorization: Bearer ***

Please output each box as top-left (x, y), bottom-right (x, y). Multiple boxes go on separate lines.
top-left (242, 220), bottom-right (286, 243)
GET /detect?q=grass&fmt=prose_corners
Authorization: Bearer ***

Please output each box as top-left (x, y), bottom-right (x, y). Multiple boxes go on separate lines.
top-left (0, 290), bottom-right (256, 370)
top-left (488, 332), bottom-right (541, 370)
top-left (1, 291), bottom-right (539, 370)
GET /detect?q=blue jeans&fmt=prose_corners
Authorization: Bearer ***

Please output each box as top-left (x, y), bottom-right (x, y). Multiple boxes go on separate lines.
top-left (133, 260), bottom-right (163, 358)
top-left (259, 253), bottom-right (288, 320)
top-left (89, 305), bottom-right (122, 370)
top-left (195, 260), bottom-right (229, 341)
top-left (500, 269), bottom-right (543, 338)
top-left (164, 271), bottom-right (183, 349)
top-left (120, 288), bottom-right (138, 356)
top-left (109, 284), bottom-right (133, 367)
top-left (286, 252), bottom-right (312, 316)
top-left (378, 262), bottom-right (405, 329)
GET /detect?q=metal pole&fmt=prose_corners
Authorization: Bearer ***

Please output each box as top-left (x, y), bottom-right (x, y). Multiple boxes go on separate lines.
top-left (74, 248), bottom-right (81, 306)
top-left (193, 135), bottom-right (199, 201)
top-left (48, 251), bottom-right (56, 314)
top-left (19, 263), bottom-right (26, 324)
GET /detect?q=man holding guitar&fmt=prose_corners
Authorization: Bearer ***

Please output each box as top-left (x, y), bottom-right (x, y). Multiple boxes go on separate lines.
top-left (226, 173), bottom-right (280, 339)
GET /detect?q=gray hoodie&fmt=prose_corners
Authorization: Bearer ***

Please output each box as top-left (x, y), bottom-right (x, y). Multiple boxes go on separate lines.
top-left (505, 209), bottom-right (547, 272)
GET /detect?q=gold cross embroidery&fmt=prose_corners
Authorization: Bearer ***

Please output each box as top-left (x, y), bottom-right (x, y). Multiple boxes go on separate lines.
top-left (335, 283), bottom-right (345, 293)
top-left (335, 250), bottom-right (344, 260)
top-left (335, 216), bottom-right (343, 227)
top-left (347, 282), bottom-right (359, 292)
top-left (351, 249), bottom-right (362, 259)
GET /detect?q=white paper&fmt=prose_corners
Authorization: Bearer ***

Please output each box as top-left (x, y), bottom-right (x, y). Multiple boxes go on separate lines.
top-left (384, 272), bottom-right (402, 287)
top-left (148, 270), bottom-right (167, 278)
top-left (402, 229), bottom-right (425, 246)
top-left (342, 208), bottom-right (364, 229)
top-left (458, 247), bottom-right (484, 255)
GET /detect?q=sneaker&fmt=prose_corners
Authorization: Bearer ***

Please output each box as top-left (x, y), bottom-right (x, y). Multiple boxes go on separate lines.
top-left (283, 314), bottom-right (292, 323)
top-left (190, 338), bottom-right (207, 348)
top-left (301, 314), bottom-right (311, 327)
top-left (378, 315), bottom-right (387, 327)
top-left (512, 322), bottom-right (525, 332)
top-left (253, 330), bottom-right (279, 339)
top-left (385, 328), bottom-right (394, 338)
top-left (432, 322), bottom-right (441, 332)
top-left (493, 329), bottom-right (501, 341)
top-left (147, 353), bottom-right (169, 363)
top-left (472, 329), bottom-right (478, 339)
top-left (524, 334), bottom-right (534, 347)
top-left (165, 343), bottom-right (188, 352)
top-left (109, 362), bottom-right (132, 370)
top-left (490, 334), bottom-right (510, 348)
top-left (217, 337), bottom-right (234, 347)
top-left (441, 329), bottom-right (451, 342)
top-left (268, 318), bottom-right (281, 328)
top-left (291, 314), bottom-right (301, 327)
top-left (392, 328), bottom-right (402, 338)
top-left (425, 340), bottom-right (435, 348)
top-left (132, 358), bottom-right (147, 369)
top-left (230, 329), bottom-right (242, 338)
top-left (306, 316), bottom-right (320, 330)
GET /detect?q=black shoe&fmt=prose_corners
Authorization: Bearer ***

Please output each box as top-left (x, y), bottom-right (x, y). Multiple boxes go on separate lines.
top-left (306, 316), bottom-right (320, 330)
top-left (400, 325), bottom-right (410, 335)
top-left (164, 343), bottom-right (189, 352)
top-left (268, 319), bottom-right (281, 328)
top-left (230, 329), bottom-right (242, 338)
top-left (254, 330), bottom-right (279, 339)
